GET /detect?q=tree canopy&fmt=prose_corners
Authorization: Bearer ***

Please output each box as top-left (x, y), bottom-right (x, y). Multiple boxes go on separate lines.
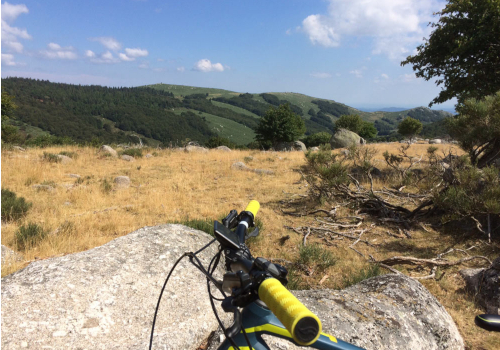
top-left (398, 117), bottom-right (422, 141)
top-left (255, 104), bottom-right (306, 146)
top-left (447, 91), bottom-right (500, 167)
top-left (334, 114), bottom-right (377, 139)
top-left (401, 0), bottom-right (500, 106)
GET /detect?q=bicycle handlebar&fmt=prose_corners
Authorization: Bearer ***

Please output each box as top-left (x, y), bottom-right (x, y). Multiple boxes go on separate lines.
top-left (258, 278), bottom-right (322, 345)
top-left (241, 200), bottom-right (321, 346)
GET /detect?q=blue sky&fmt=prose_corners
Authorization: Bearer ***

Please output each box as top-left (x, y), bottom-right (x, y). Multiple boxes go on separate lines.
top-left (1, 0), bottom-right (456, 110)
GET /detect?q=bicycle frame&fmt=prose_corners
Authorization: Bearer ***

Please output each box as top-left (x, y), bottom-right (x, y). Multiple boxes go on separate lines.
top-left (217, 301), bottom-right (364, 350)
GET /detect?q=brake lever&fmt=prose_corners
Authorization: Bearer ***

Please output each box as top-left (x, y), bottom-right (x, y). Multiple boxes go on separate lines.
top-left (245, 226), bottom-right (259, 240)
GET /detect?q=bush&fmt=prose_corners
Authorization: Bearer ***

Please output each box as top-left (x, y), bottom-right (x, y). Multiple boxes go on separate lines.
top-left (15, 222), bottom-right (46, 250)
top-left (58, 151), bottom-right (78, 159)
top-left (101, 179), bottom-right (113, 193)
top-left (205, 136), bottom-right (236, 149)
top-left (1, 188), bottom-right (32, 221)
top-left (42, 152), bottom-right (61, 163)
top-left (302, 132), bottom-right (332, 147)
top-left (120, 148), bottom-right (143, 158)
top-left (25, 135), bottom-right (74, 148)
top-left (298, 243), bottom-right (336, 271)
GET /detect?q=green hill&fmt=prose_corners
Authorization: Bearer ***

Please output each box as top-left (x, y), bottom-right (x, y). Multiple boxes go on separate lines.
top-left (1, 78), bottom-right (453, 146)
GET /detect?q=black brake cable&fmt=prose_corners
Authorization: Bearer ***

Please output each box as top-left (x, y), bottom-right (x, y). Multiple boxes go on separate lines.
top-left (149, 238), bottom-right (217, 350)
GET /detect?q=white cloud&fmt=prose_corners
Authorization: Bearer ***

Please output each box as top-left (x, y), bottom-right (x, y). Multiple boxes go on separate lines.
top-left (193, 59), bottom-right (225, 72)
top-left (310, 72), bottom-right (332, 79)
top-left (300, 0), bottom-right (443, 59)
top-left (1, 2), bottom-right (28, 22)
top-left (157, 58), bottom-right (165, 62)
top-left (2, 53), bottom-right (17, 66)
top-left (1, 2), bottom-right (31, 54)
top-left (90, 37), bottom-right (122, 51)
top-left (381, 73), bottom-right (389, 79)
top-left (85, 50), bottom-right (96, 58)
top-left (89, 51), bottom-right (119, 64)
top-left (138, 61), bottom-right (149, 69)
top-left (399, 73), bottom-right (417, 82)
top-left (124, 47), bottom-right (148, 57)
top-left (40, 42), bottom-right (77, 60)
top-left (48, 42), bottom-right (61, 50)
top-left (118, 53), bottom-right (135, 61)
top-left (349, 69), bottom-right (363, 78)
top-left (177, 66), bottom-right (185, 72)
top-left (3, 40), bottom-right (23, 53)
top-left (302, 14), bottom-right (340, 47)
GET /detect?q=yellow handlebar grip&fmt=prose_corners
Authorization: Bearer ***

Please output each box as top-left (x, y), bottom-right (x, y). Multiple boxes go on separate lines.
top-left (245, 200), bottom-right (260, 218)
top-left (258, 278), bottom-right (321, 346)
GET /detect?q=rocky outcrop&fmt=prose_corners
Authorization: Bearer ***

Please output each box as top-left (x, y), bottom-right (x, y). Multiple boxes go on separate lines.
top-left (215, 146), bottom-right (232, 152)
top-left (430, 139), bottom-right (442, 144)
top-left (1, 225), bottom-right (227, 350)
top-left (185, 145), bottom-right (209, 153)
top-left (113, 176), bottom-right (130, 189)
top-left (1, 245), bottom-right (23, 265)
top-left (460, 257), bottom-right (500, 315)
top-left (208, 274), bottom-right (464, 350)
top-left (100, 145), bottom-right (118, 157)
top-left (275, 141), bottom-right (307, 152)
top-left (57, 154), bottom-right (73, 164)
top-left (330, 128), bottom-right (365, 149)
top-left (121, 154), bottom-right (135, 162)
top-left (231, 162), bottom-right (274, 175)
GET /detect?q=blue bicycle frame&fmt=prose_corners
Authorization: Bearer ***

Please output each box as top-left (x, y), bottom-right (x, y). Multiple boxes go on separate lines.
top-left (217, 301), bottom-right (364, 350)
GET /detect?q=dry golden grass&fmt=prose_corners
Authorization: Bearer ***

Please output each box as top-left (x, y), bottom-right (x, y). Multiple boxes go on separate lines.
top-left (1, 144), bottom-right (498, 349)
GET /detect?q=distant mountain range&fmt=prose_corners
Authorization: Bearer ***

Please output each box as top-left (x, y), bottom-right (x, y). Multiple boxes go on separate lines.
top-left (1, 78), bottom-right (453, 146)
top-left (357, 106), bottom-right (456, 114)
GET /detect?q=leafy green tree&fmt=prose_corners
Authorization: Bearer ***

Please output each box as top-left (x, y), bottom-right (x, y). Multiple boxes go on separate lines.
top-left (401, 0), bottom-right (500, 106)
top-left (255, 104), bottom-right (305, 146)
top-left (1, 90), bottom-right (21, 143)
top-left (446, 91), bottom-right (500, 167)
top-left (335, 114), bottom-right (363, 133)
top-left (358, 121), bottom-right (377, 139)
top-left (205, 136), bottom-right (237, 149)
top-left (398, 117), bottom-right (422, 141)
top-left (302, 132), bottom-right (332, 147)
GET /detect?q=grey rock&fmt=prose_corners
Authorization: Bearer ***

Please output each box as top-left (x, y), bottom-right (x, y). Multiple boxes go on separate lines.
top-left (121, 154), bottom-right (135, 162)
top-left (310, 147), bottom-right (320, 151)
top-left (429, 139), bottom-right (442, 144)
top-left (330, 129), bottom-right (365, 149)
top-left (207, 275), bottom-right (464, 350)
top-left (100, 145), bottom-right (118, 157)
top-left (215, 146), bottom-right (232, 152)
top-left (145, 153), bottom-right (153, 158)
top-left (66, 174), bottom-right (81, 178)
top-left (291, 275), bottom-right (463, 350)
top-left (57, 155), bottom-right (73, 164)
top-left (231, 161), bottom-right (250, 171)
top-left (12, 146), bottom-right (25, 152)
top-left (185, 145), bottom-right (209, 153)
top-left (1, 245), bottom-right (23, 265)
top-left (231, 162), bottom-right (274, 175)
top-left (274, 141), bottom-right (306, 152)
top-left (1, 224), bottom-right (228, 350)
top-left (32, 184), bottom-right (55, 192)
top-left (113, 176), bottom-right (130, 189)
top-left (460, 257), bottom-right (500, 314)
top-left (340, 149), bottom-right (350, 157)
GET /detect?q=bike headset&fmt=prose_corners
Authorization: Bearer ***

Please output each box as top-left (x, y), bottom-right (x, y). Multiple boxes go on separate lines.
top-left (149, 200), bottom-right (322, 350)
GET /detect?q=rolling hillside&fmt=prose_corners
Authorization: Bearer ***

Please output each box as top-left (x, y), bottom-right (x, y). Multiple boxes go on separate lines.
top-left (1, 78), bottom-right (453, 146)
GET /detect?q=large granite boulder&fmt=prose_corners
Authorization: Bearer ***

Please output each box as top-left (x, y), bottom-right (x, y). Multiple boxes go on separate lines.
top-left (460, 257), bottom-right (500, 315)
top-left (208, 275), bottom-right (464, 350)
top-left (330, 128), bottom-right (366, 149)
top-left (1, 225), bottom-right (227, 350)
top-left (100, 145), bottom-right (117, 157)
top-left (275, 141), bottom-right (307, 152)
